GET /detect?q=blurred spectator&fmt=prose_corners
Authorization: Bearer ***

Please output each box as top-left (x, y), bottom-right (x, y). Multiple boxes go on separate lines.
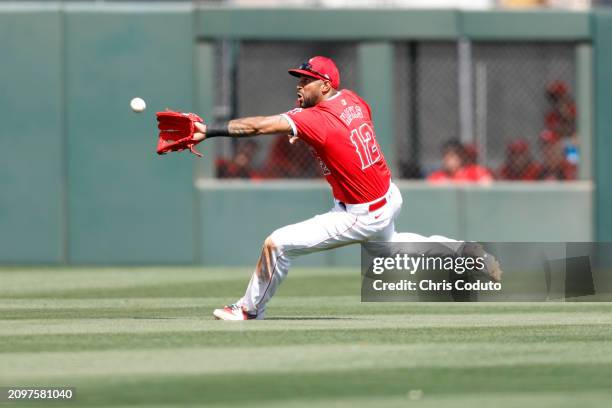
top-left (216, 136), bottom-right (322, 180)
top-left (216, 140), bottom-right (259, 179)
top-left (427, 139), bottom-right (464, 183)
top-left (538, 130), bottom-right (577, 180)
top-left (543, 81), bottom-right (580, 171)
top-left (427, 139), bottom-right (492, 183)
top-left (544, 80), bottom-right (577, 139)
top-left (461, 143), bottom-right (494, 182)
top-left (498, 138), bottom-right (543, 181)
top-left (260, 136), bottom-right (320, 178)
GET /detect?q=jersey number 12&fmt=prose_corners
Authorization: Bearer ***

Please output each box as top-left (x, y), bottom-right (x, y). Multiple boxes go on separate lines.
top-left (350, 123), bottom-right (381, 170)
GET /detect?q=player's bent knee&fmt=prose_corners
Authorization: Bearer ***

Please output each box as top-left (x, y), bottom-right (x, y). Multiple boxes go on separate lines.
top-left (266, 233), bottom-right (291, 258)
top-left (264, 236), bottom-right (276, 251)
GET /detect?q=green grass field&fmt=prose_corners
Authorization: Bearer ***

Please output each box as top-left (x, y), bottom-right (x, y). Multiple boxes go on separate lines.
top-left (2, 266), bottom-right (612, 407)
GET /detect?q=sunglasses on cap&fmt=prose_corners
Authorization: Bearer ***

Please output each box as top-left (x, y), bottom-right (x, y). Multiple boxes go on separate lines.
top-left (298, 62), bottom-right (330, 82)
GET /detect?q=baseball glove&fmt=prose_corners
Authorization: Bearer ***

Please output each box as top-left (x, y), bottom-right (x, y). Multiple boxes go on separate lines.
top-left (156, 111), bottom-right (204, 157)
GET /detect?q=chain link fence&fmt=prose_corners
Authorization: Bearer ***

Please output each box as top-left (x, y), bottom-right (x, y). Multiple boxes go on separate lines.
top-left (209, 40), bottom-right (581, 182)
top-left (471, 42), bottom-right (577, 181)
top-left (395, 42), bottom-right (459, 179)
top-left (395, 41), bottom-right (578, 181)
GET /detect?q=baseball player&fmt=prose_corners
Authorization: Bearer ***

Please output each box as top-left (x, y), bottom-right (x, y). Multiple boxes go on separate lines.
top-left (188, 56), bottom-right (501, 320)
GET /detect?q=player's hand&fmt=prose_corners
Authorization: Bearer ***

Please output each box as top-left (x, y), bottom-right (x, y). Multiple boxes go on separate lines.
top-left (289, 135), bottom-right (299, 144)
top-left (193, 122), bottom-right (207, 142)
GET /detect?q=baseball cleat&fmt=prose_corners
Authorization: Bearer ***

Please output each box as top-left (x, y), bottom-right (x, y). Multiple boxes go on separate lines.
top-left (484, 255), bottom-right (503, 283)
top-left (213, 304), bottom-right (259, 321)
top-left (462, 242), bottom-right (504, 283)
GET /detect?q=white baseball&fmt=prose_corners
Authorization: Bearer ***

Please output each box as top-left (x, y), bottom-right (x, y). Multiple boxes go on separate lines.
top-left (130, 97), bottom-right (146, 113)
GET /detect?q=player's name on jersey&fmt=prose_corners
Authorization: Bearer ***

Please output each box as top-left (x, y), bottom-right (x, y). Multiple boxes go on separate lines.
top-left (339, 105), bottom-right (364, 126)
top-left (371, 279), bottom-right (502, 292)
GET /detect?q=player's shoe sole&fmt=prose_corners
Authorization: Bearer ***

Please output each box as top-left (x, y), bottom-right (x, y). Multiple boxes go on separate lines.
top-left (213, 304), bottom-right (260, 321)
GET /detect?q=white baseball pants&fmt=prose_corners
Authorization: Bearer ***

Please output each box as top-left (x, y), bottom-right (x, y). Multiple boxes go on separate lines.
top-left (237, 182), bottom-right (463, 317)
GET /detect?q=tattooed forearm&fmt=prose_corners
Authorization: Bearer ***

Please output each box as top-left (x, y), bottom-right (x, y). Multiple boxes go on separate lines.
top-left (227, 118), bottom-right (262, 137)
top-left (206, 115), bottom-right (292, 139)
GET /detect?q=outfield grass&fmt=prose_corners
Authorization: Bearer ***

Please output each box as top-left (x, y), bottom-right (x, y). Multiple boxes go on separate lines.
top-left (1, 266), bottom-right (612, 407)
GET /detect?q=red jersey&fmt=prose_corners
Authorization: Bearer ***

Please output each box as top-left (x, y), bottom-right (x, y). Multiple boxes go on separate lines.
top-left (427, 165), bottom-right (492, 183)
top-left (282, 90), bottom-right (391, 204)
top-left (498, 162), bottom-right (543, 181)
top-left (457, 165), bottom-right (493, 182)
top-left (539, 160), bottom-right (577, 181)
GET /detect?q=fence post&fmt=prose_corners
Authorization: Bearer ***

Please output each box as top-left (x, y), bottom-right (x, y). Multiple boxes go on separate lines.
top-left (358, 42), bottom-right (397, 176)
top-left (594, 10), bottom-right (612, 241)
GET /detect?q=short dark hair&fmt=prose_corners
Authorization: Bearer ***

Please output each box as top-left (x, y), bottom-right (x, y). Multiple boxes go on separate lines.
top-left (441, 138), bottom-right (466, 155)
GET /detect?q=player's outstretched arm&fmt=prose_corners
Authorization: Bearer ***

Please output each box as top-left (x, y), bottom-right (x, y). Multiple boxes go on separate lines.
top-left (193, 115), bottom-right (292, 141)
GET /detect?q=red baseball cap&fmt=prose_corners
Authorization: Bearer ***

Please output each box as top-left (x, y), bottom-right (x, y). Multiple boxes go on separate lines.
top-left (507, 139), bottom-right (529, 154)
top-left (540, 129), bottom-right (561, 144)
top-left (288, 56), bottom-right (340, 89)
top-left (546, 80), bottom-right (569, 97)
